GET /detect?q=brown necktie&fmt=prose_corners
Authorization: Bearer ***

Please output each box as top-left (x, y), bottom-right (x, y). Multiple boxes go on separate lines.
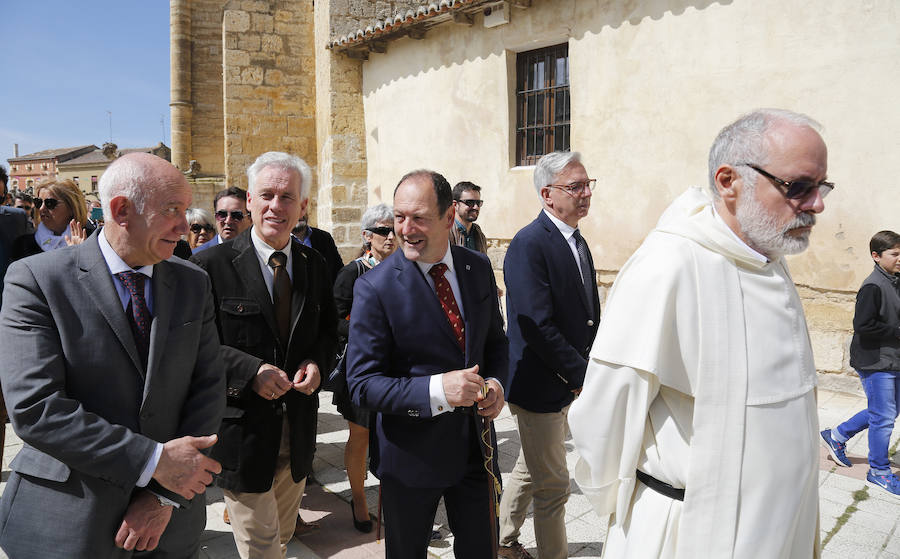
top-left (428, 263), bottom-right (465, 352)
top-left (269, 251), bottom-right (292, 344)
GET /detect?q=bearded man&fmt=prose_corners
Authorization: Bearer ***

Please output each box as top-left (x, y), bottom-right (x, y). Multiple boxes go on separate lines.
top-left (569, 109), bottom-right (831, 558)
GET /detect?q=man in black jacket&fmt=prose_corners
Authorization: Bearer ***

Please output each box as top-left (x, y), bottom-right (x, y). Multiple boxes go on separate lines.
top-left (191, 151), bottom-right (337, 559)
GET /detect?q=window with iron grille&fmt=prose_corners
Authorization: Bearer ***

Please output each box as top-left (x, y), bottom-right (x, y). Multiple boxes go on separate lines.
top-left (515, 43), bottom-right (570, 166)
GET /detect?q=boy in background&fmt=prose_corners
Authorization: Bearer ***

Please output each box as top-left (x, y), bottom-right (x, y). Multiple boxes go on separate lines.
top-left (822, 230), bottom-right (900, 496)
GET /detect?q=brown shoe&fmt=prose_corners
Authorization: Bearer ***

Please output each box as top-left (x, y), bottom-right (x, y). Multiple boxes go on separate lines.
top-left (223, 508), bottom-right (230, 525)
top-left (497, 542), bottom-right (534, 559)
top-left (294, 516), bottom-right (320, 538)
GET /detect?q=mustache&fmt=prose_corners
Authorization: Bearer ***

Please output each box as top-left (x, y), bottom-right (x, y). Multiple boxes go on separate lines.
top-left (784, 212), bottom-right (816, 231)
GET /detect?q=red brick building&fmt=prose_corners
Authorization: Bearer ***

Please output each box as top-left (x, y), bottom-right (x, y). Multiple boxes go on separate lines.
top-left (6, 145), bottom-right (96, 192)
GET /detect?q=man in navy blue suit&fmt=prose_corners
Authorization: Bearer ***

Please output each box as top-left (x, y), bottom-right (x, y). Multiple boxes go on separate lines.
top-left (347, 170), bottom-right (508, 559)
top-left (498, 151), bottom-right (600, 559)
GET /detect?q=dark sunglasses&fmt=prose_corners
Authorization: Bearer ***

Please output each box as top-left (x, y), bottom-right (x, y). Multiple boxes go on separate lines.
top-left (366, 226), bottom-right (394, 236)
top-left (34, 197), bottom-right (62, 210)
top-left (190, 223), bottom-right (215, 234)
top-left (457, 199), bottom-right (484, 208)
top-left (738, 164), bottom-right (834, 200)
top-left (215, 210), bottom-right (247, 222)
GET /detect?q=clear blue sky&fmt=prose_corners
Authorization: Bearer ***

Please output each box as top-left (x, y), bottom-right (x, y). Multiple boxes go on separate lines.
top-left (0, 2), bottom-right (170, 167)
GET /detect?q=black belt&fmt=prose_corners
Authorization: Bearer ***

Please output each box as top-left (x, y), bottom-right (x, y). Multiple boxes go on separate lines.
top-left (636, 470), bottom-right (685, 501)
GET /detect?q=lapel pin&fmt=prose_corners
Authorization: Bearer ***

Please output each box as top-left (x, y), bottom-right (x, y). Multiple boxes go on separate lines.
top-left (465, 264), bottom-right (471, 271)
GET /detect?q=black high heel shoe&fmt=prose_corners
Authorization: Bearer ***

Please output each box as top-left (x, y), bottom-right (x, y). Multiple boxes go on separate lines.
top-left (351, 499), bottom-right (373, 533)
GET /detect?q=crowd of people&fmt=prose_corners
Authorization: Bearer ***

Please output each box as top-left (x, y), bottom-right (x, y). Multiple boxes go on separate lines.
top-left (0, 106), bottom-right (895, 559)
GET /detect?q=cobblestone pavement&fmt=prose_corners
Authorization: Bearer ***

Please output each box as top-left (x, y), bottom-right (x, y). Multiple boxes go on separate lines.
top-left (1, 388), bottom-right (897, 558)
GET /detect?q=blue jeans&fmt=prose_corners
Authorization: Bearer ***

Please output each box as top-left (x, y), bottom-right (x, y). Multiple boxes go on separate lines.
top-left (835, 370), bottom-right (900, 474)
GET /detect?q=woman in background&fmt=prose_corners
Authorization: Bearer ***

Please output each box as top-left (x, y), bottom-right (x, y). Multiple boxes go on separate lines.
top-left (12, 179), bottom-right (90, 260)
top-left (332, 203), bottom-right (396, 532)
top-left (185, 207), bottom-right (216, 249)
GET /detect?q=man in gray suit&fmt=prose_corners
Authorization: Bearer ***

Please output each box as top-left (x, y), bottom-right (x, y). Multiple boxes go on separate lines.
top-left (0, 153), bottom-right (226, 558)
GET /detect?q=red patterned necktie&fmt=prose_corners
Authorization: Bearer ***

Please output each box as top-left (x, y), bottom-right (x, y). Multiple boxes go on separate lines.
top-left (116, 271), bottom-right (151, 365)
top-left (428, 263), bottom-right (465, 352)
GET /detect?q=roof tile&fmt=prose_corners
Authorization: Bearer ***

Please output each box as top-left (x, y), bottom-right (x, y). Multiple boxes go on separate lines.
top-left (329, 0), bottom-right (484, 50)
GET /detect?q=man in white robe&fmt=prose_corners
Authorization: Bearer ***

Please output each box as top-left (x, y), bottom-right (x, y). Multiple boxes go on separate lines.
top-left (569, 109), bottom-right (831, 559)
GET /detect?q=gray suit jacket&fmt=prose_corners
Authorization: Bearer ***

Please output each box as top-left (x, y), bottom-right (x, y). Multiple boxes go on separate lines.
top-left (0, 235), bottom-right (225, 558)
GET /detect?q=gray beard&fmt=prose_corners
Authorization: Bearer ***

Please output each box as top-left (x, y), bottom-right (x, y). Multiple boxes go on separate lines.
top-left (735, 188), bottom-right (816, 257)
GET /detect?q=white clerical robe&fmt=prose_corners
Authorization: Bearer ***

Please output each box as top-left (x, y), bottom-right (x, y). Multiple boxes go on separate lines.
top-left (569, 187), bottom-right (820, 559)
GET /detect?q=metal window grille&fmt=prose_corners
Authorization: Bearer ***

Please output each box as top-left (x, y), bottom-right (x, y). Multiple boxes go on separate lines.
top-left (515, 44), bottom-right (570, 166)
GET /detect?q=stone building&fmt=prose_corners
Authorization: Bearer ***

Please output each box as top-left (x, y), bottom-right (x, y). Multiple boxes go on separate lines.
top-left (170, 0), bottom-right (900, 388)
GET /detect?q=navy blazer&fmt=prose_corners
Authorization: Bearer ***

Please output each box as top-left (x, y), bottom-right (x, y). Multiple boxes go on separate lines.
top-left (346, 245), bottom-right (508, 488)
top-left (504, 211), bottom-right (600, 413)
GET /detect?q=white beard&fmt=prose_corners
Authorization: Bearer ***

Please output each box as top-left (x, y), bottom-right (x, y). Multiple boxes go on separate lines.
top-left (735, 187), bottom-right (816, 257)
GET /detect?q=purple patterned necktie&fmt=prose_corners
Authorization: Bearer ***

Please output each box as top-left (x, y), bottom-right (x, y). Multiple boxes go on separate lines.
top-left (116, 271), bottom-right (151, 364)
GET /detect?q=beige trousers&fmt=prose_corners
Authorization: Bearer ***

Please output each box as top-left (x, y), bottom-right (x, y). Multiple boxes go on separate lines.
top-left (224, 416), bottom-right (306, 559)
top-left (499, 403), bottom-right (570, 559)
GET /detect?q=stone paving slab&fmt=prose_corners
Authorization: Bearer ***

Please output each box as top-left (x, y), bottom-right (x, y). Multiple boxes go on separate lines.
top-left (0, 388), bottom-right (897, 559)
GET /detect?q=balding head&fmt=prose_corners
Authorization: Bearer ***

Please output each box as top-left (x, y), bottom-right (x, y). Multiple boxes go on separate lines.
top-left (101, 152), bottom-right (192, 267)
top-left (99, 152), bottom-right (187, 220)
top-left (710, 110), bottom-right (829, 258)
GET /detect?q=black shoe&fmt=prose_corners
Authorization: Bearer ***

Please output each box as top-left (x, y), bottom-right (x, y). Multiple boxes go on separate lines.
top-left (350, 499), bottom-right (373, 533)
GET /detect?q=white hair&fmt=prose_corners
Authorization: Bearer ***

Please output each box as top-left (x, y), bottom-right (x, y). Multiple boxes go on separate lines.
top-left (360, 203), bottom-right (393, 231)
top-left (360, 203), bottom-right (394, 247)
top-left (707, 108), bottom-right (822, 198)
top-left (246, 151), bottom-right (312, 199)
top-left (186, 207), bottom-right (215, 228)
top-left (99, 155), bottom-right (153, 220)
top-left (533, 151), bottom-right (582, 195)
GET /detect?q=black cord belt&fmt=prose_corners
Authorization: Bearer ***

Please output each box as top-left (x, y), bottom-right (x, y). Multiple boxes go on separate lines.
top-left (636, 470), bottom-right (685, 501)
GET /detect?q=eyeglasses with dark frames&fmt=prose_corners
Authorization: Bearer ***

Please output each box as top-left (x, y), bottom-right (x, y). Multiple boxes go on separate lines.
top-left (738, 163), bottom-right (834, 200)
top-left (190, 223), bottom-right (215, 234)
top-left (456, 199), bottom-right (484, 208)
top-left (215, 210), bottom-right (247, 222)
top-left (545, 179), bottom-right (596, 197)
top-left (366, 226), bottom-right (394, 237)
top-left (34, 197), bottom-right (62, 210)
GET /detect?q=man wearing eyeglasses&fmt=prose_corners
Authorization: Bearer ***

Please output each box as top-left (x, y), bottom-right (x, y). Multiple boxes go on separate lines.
top-left (450, 181), bottom-right (488, 254)
top-left (13, 191), bottom-right (35, 227)
top-left (569, 109), bottom-right (829, 558)
top-left (192, 186), bottom-right (251, 253)
top-left (499, 151), bottom-right (601, 559)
